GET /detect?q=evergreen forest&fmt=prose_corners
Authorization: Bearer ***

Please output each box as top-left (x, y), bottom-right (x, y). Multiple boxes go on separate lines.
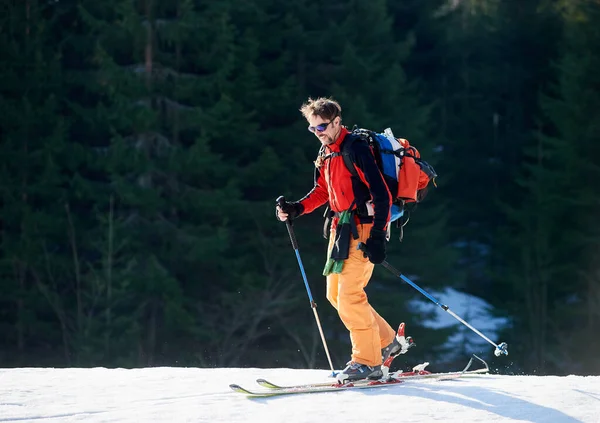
top-left (1, 0), bottom-right (599, 375)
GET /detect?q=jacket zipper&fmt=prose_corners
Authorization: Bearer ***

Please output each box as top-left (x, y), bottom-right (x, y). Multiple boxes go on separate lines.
top-left (327, 152), bottom-right (344, 212)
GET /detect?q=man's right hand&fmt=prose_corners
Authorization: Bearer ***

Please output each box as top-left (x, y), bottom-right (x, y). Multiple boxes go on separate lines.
top-left (276, 201), bottom-right (302, 222)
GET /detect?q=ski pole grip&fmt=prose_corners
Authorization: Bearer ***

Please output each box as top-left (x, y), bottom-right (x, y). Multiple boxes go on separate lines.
top-left (276, 196), bottom-right (299, 250)
top-left (276, 195), bottom-right (286, 208)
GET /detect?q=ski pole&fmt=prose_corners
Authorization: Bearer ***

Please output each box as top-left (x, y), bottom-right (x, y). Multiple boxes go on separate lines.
top-left (358, 243), bottom-right (508, 357)
top-left (276, 196), bottom-right (337, 375)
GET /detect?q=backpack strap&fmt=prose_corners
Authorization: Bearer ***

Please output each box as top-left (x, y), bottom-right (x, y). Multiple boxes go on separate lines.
top-left (339, 133), bottom-right (363, 178)
top-left (321, 131), bottom-right (367, 177)
top-left (320, 133), bottom-right (371, 239)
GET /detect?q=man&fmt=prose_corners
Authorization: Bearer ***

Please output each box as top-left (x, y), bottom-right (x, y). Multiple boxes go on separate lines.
top-left (276, 97), bottom-right (410, 382)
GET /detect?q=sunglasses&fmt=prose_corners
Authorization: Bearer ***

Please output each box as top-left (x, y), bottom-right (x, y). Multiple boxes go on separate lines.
top-left (308, 117), bottom-right (336, 133)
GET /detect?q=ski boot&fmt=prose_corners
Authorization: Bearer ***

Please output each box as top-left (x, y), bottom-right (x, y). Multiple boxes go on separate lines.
top-left (381, 322), bottom-right (415, 378)
top-left (336, 362), bottom-right (383, 384)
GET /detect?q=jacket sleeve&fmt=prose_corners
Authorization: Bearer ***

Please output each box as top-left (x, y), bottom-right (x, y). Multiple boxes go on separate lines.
top-left (298, 167), bottom-right (329, 215)
top-left (350, 140), bottom-right (391, 232)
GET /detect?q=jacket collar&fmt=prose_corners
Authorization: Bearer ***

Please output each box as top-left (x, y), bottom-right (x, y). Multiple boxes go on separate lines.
top-left (325, 127), bottom-right (350, 153)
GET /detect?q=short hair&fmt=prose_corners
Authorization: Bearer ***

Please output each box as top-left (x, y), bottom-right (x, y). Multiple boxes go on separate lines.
top-left (299, 97), bottom-right (342, 121)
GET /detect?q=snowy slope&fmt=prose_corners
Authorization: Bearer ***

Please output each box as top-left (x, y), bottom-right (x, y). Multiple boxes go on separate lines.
top-left (1, 364), bottom-right (599, 423)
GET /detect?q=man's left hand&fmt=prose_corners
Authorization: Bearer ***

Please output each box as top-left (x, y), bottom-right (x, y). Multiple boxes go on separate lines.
top-left (365, 228), bottom-right (387, 264)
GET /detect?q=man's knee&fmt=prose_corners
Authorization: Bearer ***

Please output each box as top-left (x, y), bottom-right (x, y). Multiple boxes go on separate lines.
top-left (338, 287), bottom-right (368, 306)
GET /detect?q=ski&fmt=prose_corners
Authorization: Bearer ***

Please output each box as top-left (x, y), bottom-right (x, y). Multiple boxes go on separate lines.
top-left (230, 377), bottom-right (403, 397)
top-left (231, 355), bottom-right (489, 397)
top-left (256, 354), bottom-right (487, 390)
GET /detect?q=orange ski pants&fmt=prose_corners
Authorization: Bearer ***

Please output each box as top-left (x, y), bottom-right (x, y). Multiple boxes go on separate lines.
top-left (326, 222), bottom-right (396, 367)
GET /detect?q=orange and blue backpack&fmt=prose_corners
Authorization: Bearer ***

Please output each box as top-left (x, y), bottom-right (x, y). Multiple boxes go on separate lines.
top-left (342, 127), bottom-right (437, 239)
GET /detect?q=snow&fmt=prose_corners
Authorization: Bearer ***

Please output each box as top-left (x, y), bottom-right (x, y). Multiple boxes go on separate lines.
top-left (1, 364), bottom-right (599, 422)
top-left (410, 288), bottom-right (509, 358)
top-left (411, 288), bottom-right (508, 332)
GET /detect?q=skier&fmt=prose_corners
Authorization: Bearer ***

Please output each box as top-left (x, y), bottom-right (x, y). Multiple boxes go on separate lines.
top-left (276, 97), bottom-right (411, 381)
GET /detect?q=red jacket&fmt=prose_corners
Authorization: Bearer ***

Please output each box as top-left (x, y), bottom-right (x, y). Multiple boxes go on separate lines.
top-left (299, 127), bottom-right (391, 232)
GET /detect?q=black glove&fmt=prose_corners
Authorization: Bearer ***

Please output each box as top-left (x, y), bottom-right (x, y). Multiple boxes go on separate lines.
top-left (276, 201), bottom-right (303, 222)
top-left (364, 228), bottom-right (387, 264)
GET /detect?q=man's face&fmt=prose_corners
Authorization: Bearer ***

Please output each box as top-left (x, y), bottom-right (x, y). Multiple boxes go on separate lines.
top-left (307, 114), bottom-right (339, 146)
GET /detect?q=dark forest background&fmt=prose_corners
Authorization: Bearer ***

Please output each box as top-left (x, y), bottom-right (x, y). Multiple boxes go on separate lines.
top-left (1, 0), bottom-right (599, 375)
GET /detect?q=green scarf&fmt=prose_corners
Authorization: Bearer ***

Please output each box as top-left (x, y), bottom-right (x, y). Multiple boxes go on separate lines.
top-left (322, 209), bottom-right (352, 276)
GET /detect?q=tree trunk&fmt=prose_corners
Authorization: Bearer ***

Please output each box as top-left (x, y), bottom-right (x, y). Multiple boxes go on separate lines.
top-left (105, 196), bottom-right (114, 357)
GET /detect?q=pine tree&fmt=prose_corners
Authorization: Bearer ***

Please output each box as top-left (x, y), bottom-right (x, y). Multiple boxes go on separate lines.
top-left (77, 0), bottom-right (243, 365)
top-left (0, 0), bottom-right (77, 365)
top-left (84, 0), bottom-right (305, 367)
top-left (498, 0), bottom-right (600, 374)
top-left (404, 1), bottom-right (562, 305)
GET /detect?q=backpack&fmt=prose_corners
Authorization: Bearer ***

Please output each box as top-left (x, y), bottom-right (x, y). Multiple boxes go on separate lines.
top-left (342, 127), bottom-right (437, 236)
